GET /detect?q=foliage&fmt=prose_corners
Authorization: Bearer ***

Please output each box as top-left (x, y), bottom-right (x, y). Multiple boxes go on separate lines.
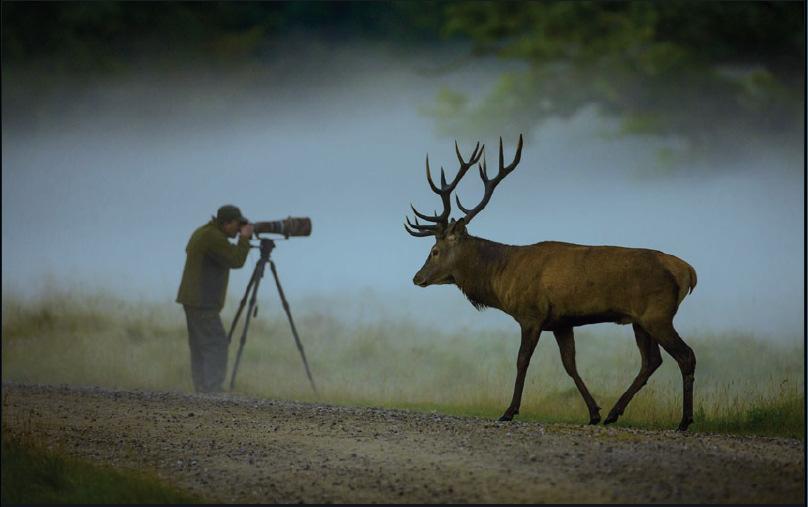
top-left (432, 1), bottom-right (804, 159)
top-left (0, 2), bottom-right (447, 72)
top-left (1, 431), bottom-right (201, 504)
top-left (2, 2), bottom-right (802, 163)
top-left (2, 290), bottom-right (803, 440)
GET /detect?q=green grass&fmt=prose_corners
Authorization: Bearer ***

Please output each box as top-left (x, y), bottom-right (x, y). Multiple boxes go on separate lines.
top-left (1, 430), bottom-right (202, 504)
top-left (2, 288), bottom-right (804, 440)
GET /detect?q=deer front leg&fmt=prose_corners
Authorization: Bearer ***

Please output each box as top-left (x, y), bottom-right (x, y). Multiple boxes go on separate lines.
top-left (499, 324), bottom-right (541, 421)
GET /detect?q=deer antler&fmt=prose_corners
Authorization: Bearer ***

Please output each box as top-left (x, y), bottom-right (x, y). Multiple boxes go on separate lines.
top-left (455, 134), bottom-right (523, 225)
top-left (405, 141), bottom-right (484, 237)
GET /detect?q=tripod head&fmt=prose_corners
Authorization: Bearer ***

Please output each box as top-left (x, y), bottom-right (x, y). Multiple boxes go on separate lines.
top-left (252, 238), bottom-right (276, 260)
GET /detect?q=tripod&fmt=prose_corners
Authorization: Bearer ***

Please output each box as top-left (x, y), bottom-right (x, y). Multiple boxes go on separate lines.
top-left (228, 238), bottom-right (317, 395)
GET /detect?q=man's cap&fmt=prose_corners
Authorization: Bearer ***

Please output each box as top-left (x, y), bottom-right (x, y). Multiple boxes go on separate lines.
top-left (216, 205), bottom-right (248, 224)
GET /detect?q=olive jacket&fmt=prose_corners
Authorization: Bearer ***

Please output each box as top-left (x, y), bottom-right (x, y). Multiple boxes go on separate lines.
top-left (176, 220), bottom-right (251, 311)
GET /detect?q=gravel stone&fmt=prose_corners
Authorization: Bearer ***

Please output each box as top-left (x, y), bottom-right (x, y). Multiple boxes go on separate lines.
top-left (1, 382), bottom-right (803, 503)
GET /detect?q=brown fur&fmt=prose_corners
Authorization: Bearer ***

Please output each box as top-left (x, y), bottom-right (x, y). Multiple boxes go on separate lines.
top-left (449, 237), bottom-right (695, 329)
top-left (413, 230), bottom-right (698, 430)
top-left (408, 136), bottom-right (697, 431)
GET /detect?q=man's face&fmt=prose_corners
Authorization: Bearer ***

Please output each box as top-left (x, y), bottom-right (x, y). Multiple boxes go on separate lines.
top-left (221, 220), bottom-right (241, 238)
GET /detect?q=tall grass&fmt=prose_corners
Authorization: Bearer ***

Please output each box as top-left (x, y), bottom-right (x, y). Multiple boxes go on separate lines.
top-left (1, 430), bottom-right (202, 503)
top-left (2, 289), bottom-right (804, 439)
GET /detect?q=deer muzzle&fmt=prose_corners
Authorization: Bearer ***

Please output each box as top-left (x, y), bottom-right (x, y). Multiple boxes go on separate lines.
top-left (412, 273), bottom-right (429, 287)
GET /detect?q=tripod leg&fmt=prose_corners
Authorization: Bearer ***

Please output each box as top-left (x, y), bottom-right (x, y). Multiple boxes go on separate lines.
top-left (227, 261), bottom-right (259, 344)
top-left (269, 260), bottom-right (318, 396)
top-left (229, 262), bottom-right (265, 391)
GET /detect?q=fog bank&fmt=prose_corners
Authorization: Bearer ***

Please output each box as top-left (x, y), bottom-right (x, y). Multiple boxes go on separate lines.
top-left (3, 41), bottom-right (803, 341)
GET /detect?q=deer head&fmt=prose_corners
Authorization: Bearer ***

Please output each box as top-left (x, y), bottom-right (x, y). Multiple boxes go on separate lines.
top-left (405, 135), bottom-right (523, 287)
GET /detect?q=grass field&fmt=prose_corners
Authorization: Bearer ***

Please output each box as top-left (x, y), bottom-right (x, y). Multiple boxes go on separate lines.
top-left (1, 430), bottom-right (201, 504)
top-left (2, 289), bottom-right (804, 439)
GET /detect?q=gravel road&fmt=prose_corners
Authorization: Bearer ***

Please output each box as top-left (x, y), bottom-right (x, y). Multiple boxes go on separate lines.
top-left (2, 382), bottom-right (803, 503)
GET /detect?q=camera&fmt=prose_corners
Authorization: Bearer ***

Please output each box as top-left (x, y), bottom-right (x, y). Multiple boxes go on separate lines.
top-left (252, 217), bottom-right (312, 238)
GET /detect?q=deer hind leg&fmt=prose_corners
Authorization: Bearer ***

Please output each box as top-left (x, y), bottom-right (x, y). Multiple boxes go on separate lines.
top-left (641, 318), bottom-right (696, 431)
top-left (553, 327), bottom-right (601, 424)
top-left (499, 324), bottom-right (541, 421)
top-left (604, 323), bottom-right (663, 425)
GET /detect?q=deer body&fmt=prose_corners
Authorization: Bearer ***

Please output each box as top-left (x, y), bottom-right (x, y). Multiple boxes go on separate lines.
top-left (444, 238), bottom-right (696, 329)
top-left (406, 136), bottom-right (697, 431)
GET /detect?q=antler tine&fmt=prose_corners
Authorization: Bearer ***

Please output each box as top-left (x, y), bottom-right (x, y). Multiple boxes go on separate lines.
top-left (473, 142), bottom-right (483, 163)
top-left (405, 214), bottom-right (441, 237)
top-left (455, 140), bottom-right (482, 167)
top-left (444, 141), bottom-right (482, 190)
top-left (455, 140), bottom-right (482, 168)
top-left (460, 134), bottom-right (525, 225)
top-left (425, 155), bottom-right (441, 194)
top-left (406, 215), bottom-right (439, 231)
top-left (404, 221), bottom-right (435, 237)
top-left (498, 136), bottom-right (504, 174)
top-left (410, 203), bottom-right (443, 223)
top-left (455, 194), bottom-right (472, 214)
top-left (499, 133), bottom-right (523, 175)
top-left (478, 158), bottom-right (488, 182)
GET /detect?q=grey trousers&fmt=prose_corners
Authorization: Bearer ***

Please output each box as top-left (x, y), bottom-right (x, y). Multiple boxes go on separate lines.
top-left (183, 306), bottom-right (229, 393)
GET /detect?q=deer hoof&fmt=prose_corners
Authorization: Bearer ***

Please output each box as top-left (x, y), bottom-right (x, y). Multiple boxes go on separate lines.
top-left (603, 414), bottom-right (619, 425)
top-left (498, 413), bottom-right (514, 422)
top-left (588, 415), bottom-right (601, 425)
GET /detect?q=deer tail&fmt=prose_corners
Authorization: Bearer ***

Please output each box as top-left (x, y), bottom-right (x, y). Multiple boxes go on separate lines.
top-left (686, 262), bottom-right (697, 295)
top-left (660, 254), bottom-right (697, 305)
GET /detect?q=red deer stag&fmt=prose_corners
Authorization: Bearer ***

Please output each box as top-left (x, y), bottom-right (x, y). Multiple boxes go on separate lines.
top-left (404, 135), bottom-right (698, 431)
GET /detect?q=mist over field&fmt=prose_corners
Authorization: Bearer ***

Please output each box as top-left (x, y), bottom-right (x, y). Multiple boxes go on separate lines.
top-left (3, 38), bottom-right (803, 341)
top-left (1, 4), bottom-right (805, 446)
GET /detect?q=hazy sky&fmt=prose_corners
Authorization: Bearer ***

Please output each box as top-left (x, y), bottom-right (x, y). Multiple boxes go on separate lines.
top-left (2, 41), bottom-right (804, 341)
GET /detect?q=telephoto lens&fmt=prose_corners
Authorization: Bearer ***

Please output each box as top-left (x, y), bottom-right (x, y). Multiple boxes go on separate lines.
top-left (253, 217), bottom-right (312, 237)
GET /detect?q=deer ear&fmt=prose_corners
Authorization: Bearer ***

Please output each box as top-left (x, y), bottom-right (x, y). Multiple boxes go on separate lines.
top-left (445, 218), bottom-right (467, 241)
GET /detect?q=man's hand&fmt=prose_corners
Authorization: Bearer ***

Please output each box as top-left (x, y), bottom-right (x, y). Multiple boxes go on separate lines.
top-left (239, 223), bottom-right (254, 239)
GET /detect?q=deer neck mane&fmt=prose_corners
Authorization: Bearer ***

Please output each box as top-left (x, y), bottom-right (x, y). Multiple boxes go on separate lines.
top-left (453, 235), bottom-right (510, 311)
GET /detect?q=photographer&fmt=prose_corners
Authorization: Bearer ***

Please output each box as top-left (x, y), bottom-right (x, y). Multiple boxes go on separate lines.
top-left (176, 205), bottom-right (254, 393)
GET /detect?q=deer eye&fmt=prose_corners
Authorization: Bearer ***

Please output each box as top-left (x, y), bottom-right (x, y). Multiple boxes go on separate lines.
top-left (431, 248), bottom-right (439, 257)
